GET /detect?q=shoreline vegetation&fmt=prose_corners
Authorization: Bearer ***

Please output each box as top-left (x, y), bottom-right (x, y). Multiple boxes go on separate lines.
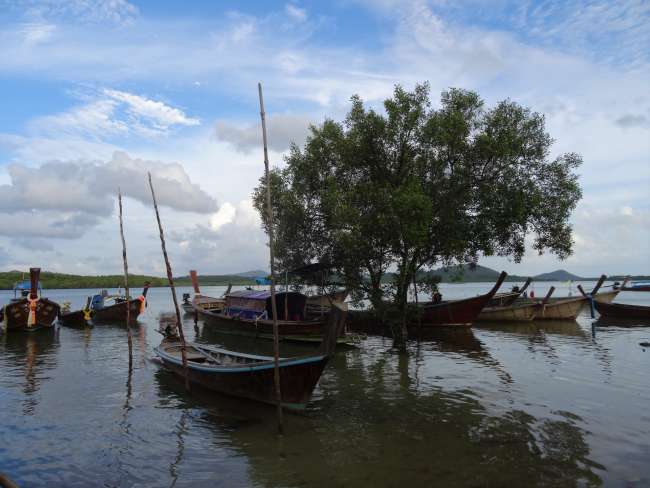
top-left (0, 267), bottom-right (646, 290)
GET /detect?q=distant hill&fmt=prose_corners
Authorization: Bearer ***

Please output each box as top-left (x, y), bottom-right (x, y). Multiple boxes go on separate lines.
top-left (232, 270), bottom-right (269, 278)
top-left (0, 271), bottom-right (167, 290)
top-left (533, 269), bottom-right (584, 281)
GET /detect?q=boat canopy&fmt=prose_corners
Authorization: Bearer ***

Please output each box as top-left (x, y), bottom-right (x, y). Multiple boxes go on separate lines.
top-left (13, 280), bottom-right (40, 291)
top-left (225, 290), bottom-right (307, 320)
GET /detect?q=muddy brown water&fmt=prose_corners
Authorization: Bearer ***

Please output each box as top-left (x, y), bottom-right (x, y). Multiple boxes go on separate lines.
top-left (1, 282), bottom-right (649, 487)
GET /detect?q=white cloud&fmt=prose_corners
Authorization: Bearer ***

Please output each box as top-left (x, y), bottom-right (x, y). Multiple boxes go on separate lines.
top-left (285, 4), bottom-right (307, 22)
top-left (215, 113), bottom-right (313, 152)
top-left (11, 0), bottom-right (139, 25)
top-left (209, 202), bottom-right (236, 230)
top-left (103, 89), bottom-right (200, 129)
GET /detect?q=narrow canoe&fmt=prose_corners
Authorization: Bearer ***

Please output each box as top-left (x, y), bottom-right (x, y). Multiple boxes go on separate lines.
top-left (91, 283), bottom-right (150, 324)
top-left (156, 304), bottom-right (347, 409)
top-left (418, 271), bottom-right (507, 326)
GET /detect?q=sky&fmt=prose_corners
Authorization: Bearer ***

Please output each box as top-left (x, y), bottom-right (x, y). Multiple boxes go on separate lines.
top-left (0, 0), bottom-right (648, 278)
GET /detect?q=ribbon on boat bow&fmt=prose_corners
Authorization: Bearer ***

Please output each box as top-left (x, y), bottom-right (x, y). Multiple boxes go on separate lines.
top-left (138, 295), bottom-right (146, 315)
top-left (83, 308), bottom-right (92, 321)
top-left (27, 296), bottom-right (39, 328)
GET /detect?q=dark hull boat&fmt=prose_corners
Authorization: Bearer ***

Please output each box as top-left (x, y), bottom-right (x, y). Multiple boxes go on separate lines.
top-left (183, 270), bottom-right (226, 314)
top-left (621, 282), bottom-right (650, 292)
top-left (156, 304), bottom-right (347, 409)
top-left (91, 283), bottom-right (150, 324)
top-left (1, 268), bottom-right (60, 333)
top-left (194, 288), bottom-right (350, 343)
top-left (58, 297), bottom-right (93, 327)
top-left (418, 271), bottom-right (507, 327)
top-left (593, 300), bottom-right (650, 320)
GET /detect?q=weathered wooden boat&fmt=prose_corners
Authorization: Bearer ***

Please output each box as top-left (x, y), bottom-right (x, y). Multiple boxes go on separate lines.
top-left (156, 303), bottom-right (347, 409)
top-left (593, 300), bottom-right (650, 320)
top-left (487, 278), bottom-right (532, 307)
top-left (184, 270), bottom-right (226, 314)
top-left (0, 268), bottom-right (60, 333)
top-left (477, 286), bottom-right (555, 322)
top-left (418, 271), bottom-right (507, 326)
top-left (90, 283), bottom-right (150, 323)
top-left (194, 289), bottom-right (333, 340)
top-left (58, 297), bottom-right (93, 327)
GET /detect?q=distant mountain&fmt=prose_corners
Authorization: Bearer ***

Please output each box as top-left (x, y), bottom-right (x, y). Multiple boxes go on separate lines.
top-left (232, 270), bottom-right (269, 278)
top-left (533, 269), bottom-right (584, 281)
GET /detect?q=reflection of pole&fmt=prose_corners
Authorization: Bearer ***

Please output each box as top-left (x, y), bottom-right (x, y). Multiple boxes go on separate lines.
top-left (148, 173), bottom-right (190, 391)
top-left (285, 270), bottom-right (289, 320)
top-left (118, 190), bottom-right (133, 372)
top-left (258, 82), bottom-right (284, 434)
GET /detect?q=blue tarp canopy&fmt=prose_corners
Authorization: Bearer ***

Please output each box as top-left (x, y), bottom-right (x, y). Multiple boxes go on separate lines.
top-left (254, 277), bottom-right (271, 285)
top-left (13, 280), bottom-right (40, 291)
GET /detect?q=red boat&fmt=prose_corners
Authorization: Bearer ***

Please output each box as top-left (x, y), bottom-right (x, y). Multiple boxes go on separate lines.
top-left (419, 271), bottom-right (507, 327)
top-left (1, 268), bottom-right (60, 333)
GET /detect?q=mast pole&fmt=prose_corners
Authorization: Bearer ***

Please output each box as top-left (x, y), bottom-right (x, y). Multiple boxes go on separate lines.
top-left (258, 82), bottom-right (284, 434)
top-left (118, 190), bottom-right (133, 372)
top-left (148, 173), bottom-right (189, 391)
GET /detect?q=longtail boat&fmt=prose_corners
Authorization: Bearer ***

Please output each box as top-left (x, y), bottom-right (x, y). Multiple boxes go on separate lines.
top-left (0, 268), bottom-right (60, 333)
top-left (305, 288), bottom-right (349, 316)
top-left (531, 276), bottom-right (617, 320)
top-left (58, 296), bottom-right (93, 327)
top-left (156, 303), bottom-right (347, 409)
top-left (418, 271), bottom-right (507, 326)
top-left (593, 300), bottom-right (650, 320)
top-left (477, 286), bottom-right (555, 323)
top-left (487, 278), bottom-right (532, 307)
top-left (183, 270), bottom-right (225, 314)
top-left (194, 289), bottom-right (335, 341)
top-left (620, 281), bottom-right (650, 292)
top-left (90, 283), bottom-right (150, 323)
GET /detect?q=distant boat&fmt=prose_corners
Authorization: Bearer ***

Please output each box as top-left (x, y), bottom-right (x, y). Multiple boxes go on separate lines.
top-left (89, 283), bottom-right (150, 323)
top-left (182, 270), bottom-right (225, 315)
top-left (1, 268), bottom-right (60, 333)
top-left (487, 277), bottom-right (532, 307)
top-left (155, 303), bottom-right (347, 409)
top-left (593, 300), bottom-right (650, 320)
top-left (621, 281), bottom-right (650, 292)
top-left (418, 271), bottom-right (507, 326)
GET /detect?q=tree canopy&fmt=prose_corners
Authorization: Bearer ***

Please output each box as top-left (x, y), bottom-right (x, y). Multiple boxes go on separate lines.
top-left (253, 83), bottom-right (582, 336)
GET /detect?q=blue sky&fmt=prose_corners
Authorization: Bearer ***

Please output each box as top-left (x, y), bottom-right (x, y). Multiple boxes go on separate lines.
top-left (0, 0), bottom-right (648, 277)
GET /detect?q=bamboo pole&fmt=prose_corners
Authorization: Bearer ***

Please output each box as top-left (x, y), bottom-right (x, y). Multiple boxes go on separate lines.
top-left (258, 82), bottom-right (284, 434)
top-left (118, 190), bottom-right (133, 372)
top-left (148, 173), bottom-right (190, 391)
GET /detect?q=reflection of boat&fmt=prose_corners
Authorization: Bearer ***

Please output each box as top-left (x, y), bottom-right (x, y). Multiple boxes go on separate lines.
top-left (1, 268), bottom-right (60, 333)
top-left (90, 283), bottom-right (150, 323)
top-left (183, 270), bottom-right (225, 315)
top-left (593, 300), bottom-right (650, 320)
top-left (418, 271), bottom-right (507, 326)
top-left (477, 286), bottom-right (554, 322)
top-left (155, 304), bottom-right (346, 409)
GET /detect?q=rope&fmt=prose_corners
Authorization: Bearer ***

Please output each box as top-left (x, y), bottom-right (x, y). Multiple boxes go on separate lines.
top-left (27, 297), bottom-right (39, 328)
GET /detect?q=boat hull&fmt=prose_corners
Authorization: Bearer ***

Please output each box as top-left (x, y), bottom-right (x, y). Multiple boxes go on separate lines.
top-left (58, 309), bottom-right (91, 327)
top-left (476, 303), bottom-right (540, 322)
top-left (1, 298), bottom-right (60, 332)
top-left (156, 343), bottom-right (329, 409)
top-left (594, 300), bottom-right (650, 319)
top-left (92, 298), bottom-right (144, 323)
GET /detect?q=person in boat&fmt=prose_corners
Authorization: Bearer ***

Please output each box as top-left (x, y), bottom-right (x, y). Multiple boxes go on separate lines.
top-left (432, 291), bottom-right (442, 304)
top-left (511, 285), bottom-right (520, 294)
top-left (158, 313), bottom-right (180, 341)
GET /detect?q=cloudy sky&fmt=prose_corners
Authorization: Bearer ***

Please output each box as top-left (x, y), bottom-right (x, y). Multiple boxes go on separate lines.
top-left (0, 0), bottom-right (648, 277)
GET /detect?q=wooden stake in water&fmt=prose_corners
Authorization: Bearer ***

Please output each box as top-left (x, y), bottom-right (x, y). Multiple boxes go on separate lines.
top-left (258, 82), bottom-right (284, 434)
top-left (118, 190), bottom-right (133, 372)
top-left (148, 173), bottom-right (190, 391)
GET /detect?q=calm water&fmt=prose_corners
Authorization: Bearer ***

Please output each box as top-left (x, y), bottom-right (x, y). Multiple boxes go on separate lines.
top-left (1, 282), bottom-right (649, 487)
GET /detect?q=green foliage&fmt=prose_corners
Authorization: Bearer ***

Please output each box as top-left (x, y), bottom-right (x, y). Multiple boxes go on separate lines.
top-left (253, 83), bottom-right (582, 329)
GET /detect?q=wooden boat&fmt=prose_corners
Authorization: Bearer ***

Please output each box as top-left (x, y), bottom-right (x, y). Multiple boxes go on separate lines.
top-left (621, 281), bottom-right (650, 292)
top-left (184, 270), bottom-right (226, 314)
top-left (58, 297), bottom-right (93, 327)
top-left (90, 283), bottom-right (150, 323)
top-left (593, 300), bottom-right (650, 320)
top-left (477, 286), bottom-right (555, 322)
top-left (194, 289), bottom-right (334, 340)
top-left (156, 303), bottom-right (347, 409)
top-left (487, 278), bottom-right (532, 307)
top-left (418, 271), bottom-right (507, 326)
top-left (0, 268), bottom-right (60, 333)
top-left (305, 289), bottom-right (349, 316)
